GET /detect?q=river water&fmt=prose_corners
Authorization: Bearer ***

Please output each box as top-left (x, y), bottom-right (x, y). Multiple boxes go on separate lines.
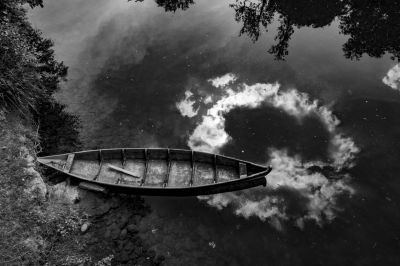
top-left (29, 0), bottom-right (400, 265)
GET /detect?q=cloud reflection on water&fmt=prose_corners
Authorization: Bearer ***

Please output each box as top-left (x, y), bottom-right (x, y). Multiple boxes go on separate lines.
top-left (178, 74), bottom-right (359, 228)
top-left (383, 64), bottom-right (400, 91)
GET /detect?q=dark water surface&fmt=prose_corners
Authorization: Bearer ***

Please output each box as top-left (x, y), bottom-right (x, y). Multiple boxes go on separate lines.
top-left (30, 0), bottom-right (400, 265)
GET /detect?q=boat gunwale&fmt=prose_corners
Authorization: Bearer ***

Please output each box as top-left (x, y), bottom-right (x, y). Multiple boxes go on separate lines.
top-left (38, 147), bottom-right (271, 171)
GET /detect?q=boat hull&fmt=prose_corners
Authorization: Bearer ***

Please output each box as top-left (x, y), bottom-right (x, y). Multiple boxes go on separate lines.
top-left (74, 174), bottom-right (267, 196)
top-left (38, 148), bottom-right (271, 196)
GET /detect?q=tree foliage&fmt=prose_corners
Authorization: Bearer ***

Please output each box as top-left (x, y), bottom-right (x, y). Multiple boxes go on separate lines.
top-left (0, 0), bottom-right (67, 114)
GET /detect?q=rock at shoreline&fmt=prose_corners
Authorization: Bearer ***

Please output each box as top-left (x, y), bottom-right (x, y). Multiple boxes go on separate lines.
top-left (120, 228), bottom-right (128, 239)
top-left (81, 222), bottom-right (90, 233)
top-left (48, 181), bottom-right (80, 204)
top-left (21, 147), bottom-right (47, 200)
top-left (127, 223), bottom-right (139, 233)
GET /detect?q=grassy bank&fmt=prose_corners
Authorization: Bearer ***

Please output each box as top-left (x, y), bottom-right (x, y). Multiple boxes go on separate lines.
top-left (0, 111), bottom-right (163, 265)
top-left (0, 112), bottom-right (89, 265)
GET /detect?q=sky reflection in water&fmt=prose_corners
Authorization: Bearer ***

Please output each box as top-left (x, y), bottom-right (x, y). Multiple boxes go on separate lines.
top-left (29, 0), bottom-right (400, 265)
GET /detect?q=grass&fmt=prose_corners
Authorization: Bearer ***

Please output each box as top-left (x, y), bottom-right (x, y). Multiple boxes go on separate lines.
top-left (0, 111), bottom-right (94, 266)
top-left (0, 23), bottom-right (43, 115)
top-left (0, 111), bottom-right (43, 264)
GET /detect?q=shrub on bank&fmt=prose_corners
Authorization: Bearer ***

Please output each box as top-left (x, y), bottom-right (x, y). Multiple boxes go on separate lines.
top-left (34, 99), bottom-right (82, 156)
top-left (0, 0), bottom-right (67, 114)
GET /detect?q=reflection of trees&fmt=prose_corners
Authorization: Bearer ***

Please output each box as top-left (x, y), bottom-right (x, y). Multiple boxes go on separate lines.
top-left (231, 0), bottom-right (400, 61)
top-left (267, 16), bottom-right (293, 60)
top-left (339, 0), bottom-right (400, 61)
top-left (276, 0), bottom-right (344, 28)
top-left (155, 0), bottom-right (194, 12)
top-left (133, 0), bottom-right (194, 12)
top-left (231, 0), bottom-right (344, 60)
top-left (230, 0), bottom-right (276, 42)
top-left (132, 0), bottom-right (400, 61)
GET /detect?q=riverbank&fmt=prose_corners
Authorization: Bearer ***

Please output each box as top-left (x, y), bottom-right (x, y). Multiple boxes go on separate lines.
top-left (0, 111), bottom-right (163, 265)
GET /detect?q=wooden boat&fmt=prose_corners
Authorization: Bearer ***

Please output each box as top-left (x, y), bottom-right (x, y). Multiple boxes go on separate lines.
top-left (37, 148), bottom-right (271, 196)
